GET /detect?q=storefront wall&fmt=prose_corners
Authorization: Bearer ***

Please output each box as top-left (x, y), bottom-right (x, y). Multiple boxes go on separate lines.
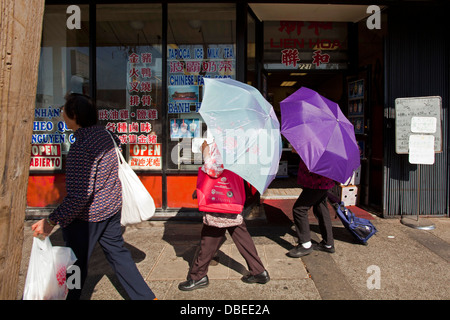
top-left (28, 2), bottom-right (240, 218)
top-left (383, 5), bottom-right (449, 217)
top-left (28, 4), bottom-right (90, 215)
top-left (27, 1), bottom-right (448, 218)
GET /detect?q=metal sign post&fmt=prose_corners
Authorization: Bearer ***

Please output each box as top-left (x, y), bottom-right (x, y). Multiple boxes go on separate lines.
top-left (395, 97), bottom-right (441, 230)
top-left (400, 117), bottom-right (437, 229)
top-left (400, 164), bottom-right (435, 230)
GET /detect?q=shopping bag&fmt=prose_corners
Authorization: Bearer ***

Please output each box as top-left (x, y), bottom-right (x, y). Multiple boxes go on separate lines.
top-left (23, 237), bottom-right (77, 300)
top-left (196, 167), bottom-right (245, 214)
top-left (109, 131), bottom-right (156, 226)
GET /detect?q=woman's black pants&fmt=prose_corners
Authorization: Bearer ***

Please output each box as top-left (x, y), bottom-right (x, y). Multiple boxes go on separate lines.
top-left (292, 188), bottom-right (334, 247)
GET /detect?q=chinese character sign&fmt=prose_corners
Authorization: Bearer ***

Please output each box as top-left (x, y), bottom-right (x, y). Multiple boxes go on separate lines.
top-left (167, 44), bottom-right (236, 115)
top-left (265, 21), bottom-right (348, 70)
top-left (129, 144), bottom-right (162, 170)
top-left (128, 52), bottom-right (154, 110)
top-left (281, 49), bottom-right (301, 68)
top-left (101, 49), bottom-right (161, 171)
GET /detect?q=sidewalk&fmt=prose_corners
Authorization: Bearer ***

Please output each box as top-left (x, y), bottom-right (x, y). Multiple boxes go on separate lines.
top-left (17, 205), bottom-right (449, 301)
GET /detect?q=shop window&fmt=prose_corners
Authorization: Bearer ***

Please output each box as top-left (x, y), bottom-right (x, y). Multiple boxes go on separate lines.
top-left (96, 4), bottom-right (163, 171)
top-left (247, 13), bottom-right (256, 88)
top-left (167, 3), bottom-right (236, 171)
top-left (31, 5), bottom-right (89, 172)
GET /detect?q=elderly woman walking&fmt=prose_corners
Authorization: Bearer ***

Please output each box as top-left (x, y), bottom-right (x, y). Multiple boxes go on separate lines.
top-left (31, 93), bottom-right (156, 300)
top-left (178, 140), bottom-right (270, 291)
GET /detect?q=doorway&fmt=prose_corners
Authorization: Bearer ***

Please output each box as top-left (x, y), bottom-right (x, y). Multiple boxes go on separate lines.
top-left (250, 5), bottom-right (383, 210)
top-left (263, 71), bottom-right (345, 193)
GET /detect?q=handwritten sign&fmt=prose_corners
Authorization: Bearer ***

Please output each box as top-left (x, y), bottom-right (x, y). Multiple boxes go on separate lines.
top-left (408, 135), bottom-right (435, 165)
top-left (395, 96), bottom-right (442, 154)
top-left (411, 116), bottom-right (437, 134)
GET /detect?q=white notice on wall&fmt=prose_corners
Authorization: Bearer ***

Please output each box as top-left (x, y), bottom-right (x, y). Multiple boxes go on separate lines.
top-left (408, 135), bottom-right (435, 165)
top-left (394, 96), bottom-right (442, 154)
top-left (411, 116), bottom-right (437, 134)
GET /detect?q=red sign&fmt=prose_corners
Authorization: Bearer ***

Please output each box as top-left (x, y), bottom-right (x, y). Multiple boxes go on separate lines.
top-left (30, 144), bottom-right (62, 170)
top-left (129, 144), bottom-right (161, 170)
top-left (265, 21), bottom-right (348, 70)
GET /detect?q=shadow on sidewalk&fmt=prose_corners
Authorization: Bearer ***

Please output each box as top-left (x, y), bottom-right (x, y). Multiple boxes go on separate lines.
top-left (161, 221), bottom-right (251, 278)
top-left (259, 202), bottom-right (365, 246)
top-left (47, 227), bottom-right (148, 300)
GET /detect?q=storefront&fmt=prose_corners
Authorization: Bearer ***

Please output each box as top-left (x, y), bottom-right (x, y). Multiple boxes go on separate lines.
top-left (27, 1), bottom-right (449, 219)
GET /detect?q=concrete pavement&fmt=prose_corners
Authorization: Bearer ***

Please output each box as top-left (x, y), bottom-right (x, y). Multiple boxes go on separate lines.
top-left (17, 206), bottom-right (449, 301)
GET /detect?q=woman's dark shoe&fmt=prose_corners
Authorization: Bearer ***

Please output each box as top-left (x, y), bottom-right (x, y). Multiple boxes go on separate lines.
top-left (315, 241), bottom-right (335, 253)
top-left (241, 270), bottom-right (270, 284)
top-left (287, 245), bottom-right (313, 258)
top-left (178, 276), bottom-right (209, 291)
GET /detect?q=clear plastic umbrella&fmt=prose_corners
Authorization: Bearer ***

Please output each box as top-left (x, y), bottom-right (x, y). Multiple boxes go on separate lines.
top-left (200, 78), bottom-right (282, 194)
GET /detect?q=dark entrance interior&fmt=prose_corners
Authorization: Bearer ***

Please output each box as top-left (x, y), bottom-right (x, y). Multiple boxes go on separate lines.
top-left (265, 71), bottom-right (346, 185)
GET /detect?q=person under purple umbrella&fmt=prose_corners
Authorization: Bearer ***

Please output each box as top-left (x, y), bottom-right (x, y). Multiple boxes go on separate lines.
top-left (280, 87), bottom-right (361, 257)
top-left (287, 151), bottom-right (337, 258)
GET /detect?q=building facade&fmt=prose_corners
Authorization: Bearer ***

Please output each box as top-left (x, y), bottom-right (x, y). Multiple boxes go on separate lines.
top-left (27, 0), bottom-right (449, 218)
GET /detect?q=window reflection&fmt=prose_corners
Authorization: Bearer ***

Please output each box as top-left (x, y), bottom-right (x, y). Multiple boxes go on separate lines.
top-left (167, 3), bottom-right (236, 170)
top-left (32, 5), bottom-right (89, 172)
top-left (96, 4), bottom-right (163, 171)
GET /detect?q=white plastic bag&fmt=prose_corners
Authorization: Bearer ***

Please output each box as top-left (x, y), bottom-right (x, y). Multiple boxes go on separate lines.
top-left (23, 237), bottom-right (77, 300)
top-left (109, 132), bottom-right (156, 226)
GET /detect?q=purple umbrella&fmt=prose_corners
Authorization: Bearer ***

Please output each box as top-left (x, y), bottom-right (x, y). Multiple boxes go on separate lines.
top-left (280, 87), bottom-right (360, 184)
